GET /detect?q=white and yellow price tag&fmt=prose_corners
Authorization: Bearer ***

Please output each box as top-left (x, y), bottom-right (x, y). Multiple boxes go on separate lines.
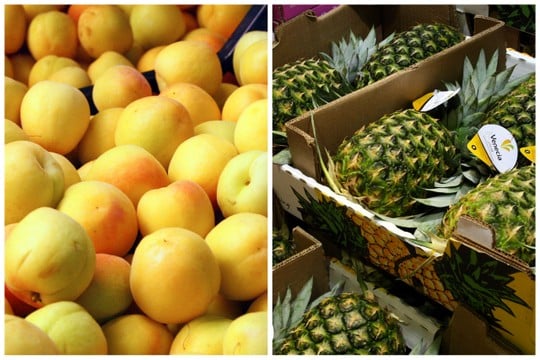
top-left (467, 124), bottom-right (518, 173)
top-left (413, 89), bottom-right (460, 112)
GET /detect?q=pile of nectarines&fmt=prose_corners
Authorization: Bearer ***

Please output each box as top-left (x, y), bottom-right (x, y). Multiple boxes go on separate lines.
top-left (4, 4), bottom-right (268, 355)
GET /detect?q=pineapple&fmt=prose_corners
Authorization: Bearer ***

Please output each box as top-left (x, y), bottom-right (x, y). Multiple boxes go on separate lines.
top-left (357, 23), bottom-right (464, 87)
top-left (331, 108), bottom-right (459, 217)
top-left (272, 226), bottom-right (296, 266)
top-left (480, 73), bottom-right (535, 167)
top-left (272, 28), bottom-right (389, 133)
top-left (273, 278), bottom-right (407, 355)
top-left (273, 57), bottom-right (349, 132)
top-left (438, 165), bottom-right (535, 266)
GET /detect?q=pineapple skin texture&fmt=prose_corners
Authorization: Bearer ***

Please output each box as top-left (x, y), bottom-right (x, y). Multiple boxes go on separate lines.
top-left (440, 165), bottom-right (536, 266)
top-left (481, 73), bottom-right (536, 166)
top-left (332, 109), bottom-right (458, 217)
top-left (277, 292), bottom-right (407, 355)
top-left (272, 58), bottom-right (347, 131)
top-left (357, 23), bottom-right (464, 87)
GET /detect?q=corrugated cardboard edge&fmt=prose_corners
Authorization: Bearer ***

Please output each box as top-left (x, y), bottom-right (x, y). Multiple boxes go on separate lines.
top-left (285, 15), bottom-right (506, 180)
top-left (272, 227), bottom-right (329, 304)
top-left (453, 215), bottom-right (534, 276)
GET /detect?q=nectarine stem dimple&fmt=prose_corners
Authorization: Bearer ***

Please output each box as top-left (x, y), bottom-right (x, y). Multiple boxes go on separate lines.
top-left (31, 291), bottom-right (42, 304)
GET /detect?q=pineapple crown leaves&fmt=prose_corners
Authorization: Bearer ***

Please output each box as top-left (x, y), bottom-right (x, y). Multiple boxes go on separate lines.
top-left (414, 170), bottom-right (481, 210)
top-left (272, 277), bottom-right (345, 352)
top-left (320, 28), bottom-right (395, 89)
top-left (443, 49), bottom-right (531, 140)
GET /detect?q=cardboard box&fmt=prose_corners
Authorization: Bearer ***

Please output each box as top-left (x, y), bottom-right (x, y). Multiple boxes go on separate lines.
top-left (438, 218), bottom-right (535, 354)
top-left (440, 305), bottom-right (522, 355)
top-left (277, 6), bottom-right (506, 179)
top-left (272, 163), bottom-right (535, 354)
top-left (273, 162), bottom-right (460, 307)
top-left (272, 226), bottom-right (329, 304)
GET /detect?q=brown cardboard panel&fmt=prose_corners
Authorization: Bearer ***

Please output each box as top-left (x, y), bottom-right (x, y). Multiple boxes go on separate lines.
top-left (272, 227), bottom-right (329, 304)
top-left (273, 6), bottom-right (374, 67)
top-left (440, 305), bottom-right (521, 355)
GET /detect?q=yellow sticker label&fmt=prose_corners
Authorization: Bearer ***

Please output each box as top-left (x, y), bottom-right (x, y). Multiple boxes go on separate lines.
top-left (520, 146), bottom-right (536, 163)
top-left (468, 133), bottom-right (493, 166)
top-left (412, 92), bottom-right (433, 111)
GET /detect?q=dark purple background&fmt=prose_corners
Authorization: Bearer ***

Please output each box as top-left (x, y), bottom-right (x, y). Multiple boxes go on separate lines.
top-left (273, 5), bottom-right (338, 29)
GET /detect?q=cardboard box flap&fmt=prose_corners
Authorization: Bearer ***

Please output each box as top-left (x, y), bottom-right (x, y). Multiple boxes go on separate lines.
top-left (453, 215), bottom-right (533, 276)
top-left (285, 14), bottom-right (506, 180)
top-left (272, 226), bottom-right (329, 304)
top-left (273, 226), bottom-right (322, 270)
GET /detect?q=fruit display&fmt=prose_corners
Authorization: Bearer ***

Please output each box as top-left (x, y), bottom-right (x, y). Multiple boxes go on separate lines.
top-left (4, 4), bottom-right (268, 355)
top-left (273, 4), bottom-right (535, 355)
top-left (302, 49), bottom-right (536, 315)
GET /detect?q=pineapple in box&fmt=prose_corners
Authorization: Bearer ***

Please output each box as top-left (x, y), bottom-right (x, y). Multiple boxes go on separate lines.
top-left (331, 108), bottom-right (458, 217)
top-left (442, 54), bottom-right (535, 174)
top-left (273, 22), bottom-right (464, 133)
top-left (357, 23), bottom-right (464, 87)
top-left (273, 278), bottom-right (407, 355)
top-left (435, 189), bottom-right (534, 341)
top-left (272, 28), bottom-right (387, 133)
top-left (326, 50), bottom-right (533, 219)
top-left (439, 165), bottom-right (536, 266)
top-left (272, 225), bottom-right (296, 266)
